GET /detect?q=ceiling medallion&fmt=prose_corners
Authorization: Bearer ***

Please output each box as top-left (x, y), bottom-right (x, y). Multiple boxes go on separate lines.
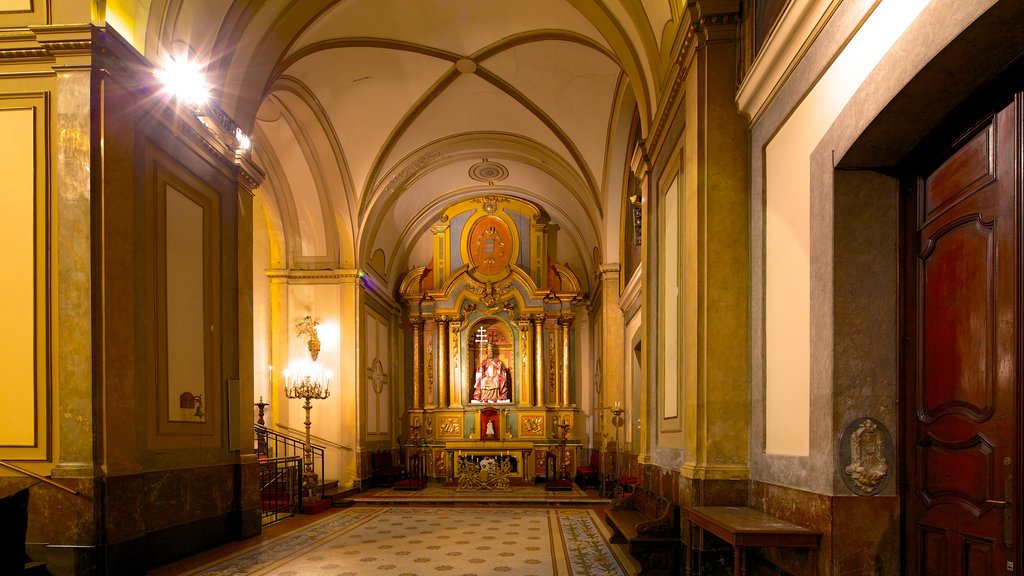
top-left (469, 160), bottom-right (508, 184)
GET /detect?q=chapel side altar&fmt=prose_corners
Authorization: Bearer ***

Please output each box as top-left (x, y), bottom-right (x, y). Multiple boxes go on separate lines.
top-left (398, 195), bottom-right (587, 486)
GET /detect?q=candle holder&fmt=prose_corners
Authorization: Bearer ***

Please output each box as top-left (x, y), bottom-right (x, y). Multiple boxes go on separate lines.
top-left (284, 317), bottom-right (332, 503)
top-left (255, 396), bottom-right (270, 457)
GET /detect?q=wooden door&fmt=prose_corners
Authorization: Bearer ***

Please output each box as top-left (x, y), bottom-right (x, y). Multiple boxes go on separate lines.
top-left (904, 96), bottom-right (1020, 575)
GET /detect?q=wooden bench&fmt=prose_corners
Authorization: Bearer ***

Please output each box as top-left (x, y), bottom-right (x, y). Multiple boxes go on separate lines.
top-left (604, 486), bottom-right (679, 575)
top-left (682, 506), bottom-right (820, 576)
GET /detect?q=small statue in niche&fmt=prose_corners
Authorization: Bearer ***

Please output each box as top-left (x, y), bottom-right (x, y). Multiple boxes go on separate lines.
top-left (845, 418), bottom-right (889, 493)
top-left (471, 343), bottom-right (510, 403)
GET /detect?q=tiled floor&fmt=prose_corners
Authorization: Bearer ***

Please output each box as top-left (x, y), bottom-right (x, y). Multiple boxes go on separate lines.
top-left (148, 488), bottom-right (636, 576)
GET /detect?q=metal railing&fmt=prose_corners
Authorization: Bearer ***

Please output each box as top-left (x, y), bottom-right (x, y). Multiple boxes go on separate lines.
top-left (258, 455), bottom-right (302, 525)
top-left (255, 425), bottom-right (326, 520)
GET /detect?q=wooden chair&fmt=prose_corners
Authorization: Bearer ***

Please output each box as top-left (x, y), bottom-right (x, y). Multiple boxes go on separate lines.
top-left (393, 449), bottom-right (428, 491)
top-left (575, 450), bottom-right (601, 487)
top-left (370, 450), bottom-right (406, 487)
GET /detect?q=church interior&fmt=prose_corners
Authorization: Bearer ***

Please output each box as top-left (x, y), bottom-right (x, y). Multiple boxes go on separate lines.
top-left (1, 0), bottom-right (1022, 574)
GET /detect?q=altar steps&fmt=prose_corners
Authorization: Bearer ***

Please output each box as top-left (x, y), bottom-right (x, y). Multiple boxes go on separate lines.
top-left (344, 482), bottom-right (611, 507)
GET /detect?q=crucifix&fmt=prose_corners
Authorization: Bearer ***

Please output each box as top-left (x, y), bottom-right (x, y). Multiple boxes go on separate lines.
top-left (474, 326), bottom-right (489, 349)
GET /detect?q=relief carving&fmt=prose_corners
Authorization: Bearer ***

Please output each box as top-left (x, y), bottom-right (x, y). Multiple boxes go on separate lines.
top-left (841, 418), bottom-right (892, 495)
top-left (548, 333), bottom-right (556, 397)
top-left (439, 416), bottom-right (462, 437)
top-left (426, 340), bottom-right (434, 401)
top-left (521, 415), bottom-right (544, 436)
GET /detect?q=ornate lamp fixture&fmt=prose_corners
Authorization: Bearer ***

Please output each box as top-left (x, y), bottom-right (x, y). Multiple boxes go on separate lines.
top-left (284, 316), bottom-right (331, 502)
top-left (295, 315), bottom-right (322, 361)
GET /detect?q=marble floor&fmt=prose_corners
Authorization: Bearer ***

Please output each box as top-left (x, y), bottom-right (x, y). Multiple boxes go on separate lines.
top-left (148, 499), bottom-right (638, 575)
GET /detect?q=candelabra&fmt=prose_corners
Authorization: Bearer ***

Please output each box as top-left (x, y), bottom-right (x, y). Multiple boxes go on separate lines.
top-left (284, 317), bottom-right (332, 503)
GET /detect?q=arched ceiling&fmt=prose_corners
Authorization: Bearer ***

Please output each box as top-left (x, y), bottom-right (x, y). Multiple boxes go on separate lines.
top-left (142, 0), bottom-right (678, 294)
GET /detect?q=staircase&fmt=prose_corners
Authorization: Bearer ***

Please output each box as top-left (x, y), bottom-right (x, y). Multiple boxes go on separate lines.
top-left (255, 425), bottom-right (344, 523)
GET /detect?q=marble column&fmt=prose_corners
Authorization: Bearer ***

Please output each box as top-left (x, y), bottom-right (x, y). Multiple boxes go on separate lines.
top-left (437, 316), bottom-right (449, 408)
top-left (411, 319), bottom-right (424, 409)
top-left (53, 68), bottom-right (96, 478)
top-left (533, 315), bottom-right (545, 407)
top-left (597, 265), bottom-right (623, 453)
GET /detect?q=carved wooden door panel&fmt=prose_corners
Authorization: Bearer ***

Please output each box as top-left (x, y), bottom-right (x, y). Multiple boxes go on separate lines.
top-left (904, 96), bottom-right (1019, 575)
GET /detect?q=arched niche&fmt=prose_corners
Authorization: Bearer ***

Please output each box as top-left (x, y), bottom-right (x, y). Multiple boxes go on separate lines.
top-left (467, 318), bottom-right (515, 405)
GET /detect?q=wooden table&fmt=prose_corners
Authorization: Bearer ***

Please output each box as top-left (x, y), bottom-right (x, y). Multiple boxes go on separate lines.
top-left (682, 506), bottom-right (821, 576)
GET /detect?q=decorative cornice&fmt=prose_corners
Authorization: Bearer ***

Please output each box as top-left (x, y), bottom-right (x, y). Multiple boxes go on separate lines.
top-left (265, 268), bottom-right (361, 281)
top-left (235, 153), bottom-right (265, 193)
top-left (0, 25), bottom-right (94, 64)
top-left (648, 27), bottom-right (696, 157)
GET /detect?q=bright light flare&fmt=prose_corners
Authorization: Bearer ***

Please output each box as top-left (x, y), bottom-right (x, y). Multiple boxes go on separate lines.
top-left (155, 54), bottom-right (210, 105)
top-left (235, 128), bottom-right (252, 152)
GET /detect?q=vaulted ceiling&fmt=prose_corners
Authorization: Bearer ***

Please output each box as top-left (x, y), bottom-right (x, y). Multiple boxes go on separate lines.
top-left (142, 0), bottom-right (682, 293)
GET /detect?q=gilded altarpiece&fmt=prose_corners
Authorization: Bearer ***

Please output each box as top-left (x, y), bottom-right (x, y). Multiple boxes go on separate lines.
top-left (400, 195), bottom-right (584, 482)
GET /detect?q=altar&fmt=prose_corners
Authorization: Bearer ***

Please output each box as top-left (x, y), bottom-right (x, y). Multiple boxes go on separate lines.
top-left (398, 195), bottom-right (586, 485)
top-left (443, 441), bottom-right (535, 485)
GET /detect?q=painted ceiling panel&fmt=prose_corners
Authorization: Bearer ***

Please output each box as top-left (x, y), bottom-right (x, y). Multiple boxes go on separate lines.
top-left (380, 74), bottom-right (576, 191)
top-left (285, 47), bottom-right (453, 200)
top-left (288, 0), bottom-right (609, 60)
top-left (482, 40), bottom-right (619, 192)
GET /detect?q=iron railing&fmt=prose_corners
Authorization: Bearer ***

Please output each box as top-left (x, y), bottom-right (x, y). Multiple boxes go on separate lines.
top-left (255, 425), bottom-right (326, 513)
top-left (258, 455), bottom-right (302, 525)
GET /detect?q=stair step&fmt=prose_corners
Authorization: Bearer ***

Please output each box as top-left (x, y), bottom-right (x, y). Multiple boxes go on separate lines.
top-left (25, 561), bottom-right (47, 574)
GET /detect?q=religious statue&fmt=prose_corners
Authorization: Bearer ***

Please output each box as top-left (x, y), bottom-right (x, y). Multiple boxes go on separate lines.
top-left (471, 345), bottom-right (510, 403)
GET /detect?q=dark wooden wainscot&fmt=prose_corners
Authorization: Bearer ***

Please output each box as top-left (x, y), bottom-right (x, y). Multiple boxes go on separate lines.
top-left (604, 486), bottom-right (679, 575)
top-left (682, 506), bottom-right (820, 576)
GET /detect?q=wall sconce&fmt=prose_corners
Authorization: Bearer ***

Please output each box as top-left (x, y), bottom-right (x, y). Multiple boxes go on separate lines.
top-left (296, 315), bottom-right (321, 361)
top-left (179, 391), bottom-right (206, 420)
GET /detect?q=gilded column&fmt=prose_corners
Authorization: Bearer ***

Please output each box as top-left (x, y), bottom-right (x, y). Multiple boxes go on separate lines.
top-left (411, 319), bottom-right (424, 409)
top-left (559, 315), bottom-right (572, 407)
top-left (533, 314), bottom-right (545, 407)
top-left (450, 319), bottom-right (464, 408)
top-left (437, 315), bottom-right (449, 408)
top-left (517, 317), bottom-right (533, 406)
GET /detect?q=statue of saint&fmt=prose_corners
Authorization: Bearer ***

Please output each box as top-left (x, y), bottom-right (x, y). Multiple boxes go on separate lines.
top-left (472, 346), bottom-right (510, 403)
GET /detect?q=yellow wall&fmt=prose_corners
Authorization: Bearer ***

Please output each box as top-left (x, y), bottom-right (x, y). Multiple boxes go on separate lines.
top-left (764, 0), bottom-right (931, 455)
top-left (0, 107), bottom-right (39, 449)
